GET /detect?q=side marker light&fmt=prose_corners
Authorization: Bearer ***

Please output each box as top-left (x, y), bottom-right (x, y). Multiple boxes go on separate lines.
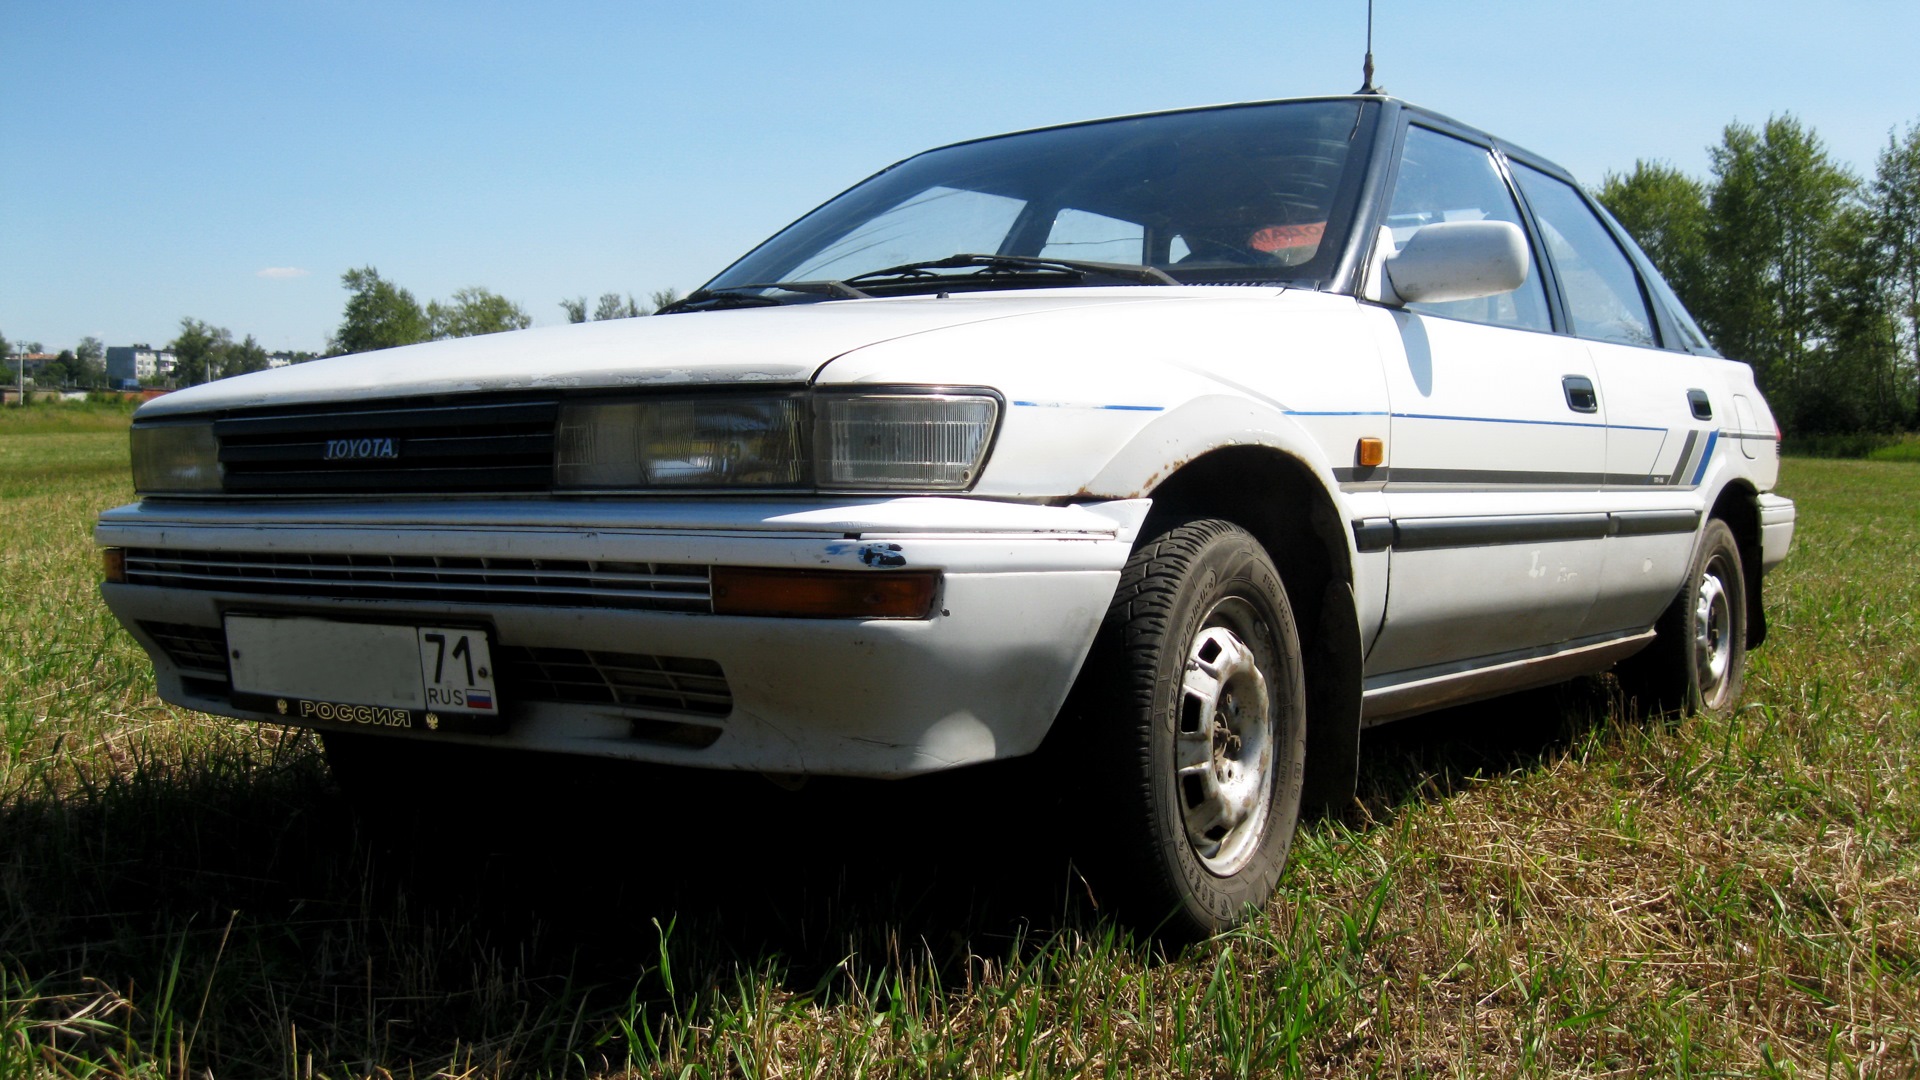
top-left (711, 567), bottom-right (939, 619)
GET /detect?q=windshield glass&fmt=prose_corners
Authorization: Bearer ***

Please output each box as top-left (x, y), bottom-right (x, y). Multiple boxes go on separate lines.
top-left (706, 100), bottom-right (1375, 296)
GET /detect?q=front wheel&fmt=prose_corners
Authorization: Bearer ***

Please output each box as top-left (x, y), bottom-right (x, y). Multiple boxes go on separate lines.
top-left (1079, 519), bottom-right (1306, 938)
top-left (1618, 518), bottom-right (1748, 715)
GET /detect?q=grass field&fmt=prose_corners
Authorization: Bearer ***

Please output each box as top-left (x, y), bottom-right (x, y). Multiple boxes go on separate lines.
top-left (2, 421), bottom-right (1916, 1077)
top-left (0, 399), bottom-right (140, 437)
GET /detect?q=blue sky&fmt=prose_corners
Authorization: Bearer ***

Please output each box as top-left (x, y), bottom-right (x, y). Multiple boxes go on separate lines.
top-left (4, 0), bottom-right (1917, 354)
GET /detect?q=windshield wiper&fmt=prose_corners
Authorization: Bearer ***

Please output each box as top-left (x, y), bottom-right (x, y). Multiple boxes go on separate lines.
top-left (655, 278), bottom-right (871, 315)
top-left (662, 255), bottom-right (1175, 313)
top-left (847, 253), bottom-right (1179, 288)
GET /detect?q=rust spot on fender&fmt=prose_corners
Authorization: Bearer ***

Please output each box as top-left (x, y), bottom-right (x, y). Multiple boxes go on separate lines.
top-left (1072, 453), bottom-right (1195, 501)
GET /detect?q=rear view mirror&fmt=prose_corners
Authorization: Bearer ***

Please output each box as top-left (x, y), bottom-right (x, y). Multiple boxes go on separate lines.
top-left (1382, 220), bottom-right (1530, 304)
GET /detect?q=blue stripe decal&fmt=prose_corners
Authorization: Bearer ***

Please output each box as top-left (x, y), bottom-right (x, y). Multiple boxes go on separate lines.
top-left (1397, 411), bottom-right (1665, 432)
top-left (1691, 430), bottom-right (1719, 485)
top-left (1012, 401), bottom-right (1163, 411)
top-left (1011, 403), bottom-right (1665, 431)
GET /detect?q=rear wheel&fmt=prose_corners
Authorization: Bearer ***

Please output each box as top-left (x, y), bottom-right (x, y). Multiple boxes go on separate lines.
top-left (1618, 518), bottom-right (1748, 715)
top-left (1080, 519), bottom-right (1306, 938)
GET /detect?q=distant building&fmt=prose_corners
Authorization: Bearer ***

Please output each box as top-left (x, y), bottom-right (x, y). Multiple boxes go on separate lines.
top-left (5, 353), bottom-right (58, 390)
top-left (267, 351), bottom-right (297, 369)
top-left (9, 352), bottom-right (59, 373)
top-left (105, 345), bottom-right (178, 390)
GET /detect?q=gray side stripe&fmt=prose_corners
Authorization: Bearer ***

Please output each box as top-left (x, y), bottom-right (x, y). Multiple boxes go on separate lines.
top-left (1610, 509), bottom-right (1702, 536)
top-left (1667, 430), bottom-right (1701, 487)
top-left (1394, 513), bottom-right (1610, 550)
top-left (1353, 509), bottom-right (1701, 552)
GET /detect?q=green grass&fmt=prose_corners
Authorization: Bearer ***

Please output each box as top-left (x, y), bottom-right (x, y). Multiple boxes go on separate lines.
top-left (1867, 436), bottom-right (1920, 462)
top-left (3, 434), bottom-right (1917, 1076)
top-left (0, 399), bottom-right (139, 436)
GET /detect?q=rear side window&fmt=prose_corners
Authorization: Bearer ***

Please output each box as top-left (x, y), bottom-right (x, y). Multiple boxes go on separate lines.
top-left (1592, 199), bottom-right (1715, 353)
top-left (1384, 126), bottom-right (1552, 333)
top-left (1510, 163), bottom-right (1659, 348)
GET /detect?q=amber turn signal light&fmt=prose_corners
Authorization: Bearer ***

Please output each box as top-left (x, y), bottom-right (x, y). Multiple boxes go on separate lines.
top-left (1356, 437), bottom-right (1385, 468)
top-left (102, 547), bottom-right (127, 583)
top-left (711, 567), bottom-right (939, 619)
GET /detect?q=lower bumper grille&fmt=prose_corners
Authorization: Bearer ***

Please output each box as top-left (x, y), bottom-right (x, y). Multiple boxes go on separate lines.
top-left (124, 548), bottom-right (712, 612)
top-left (141, 622), bottom-right (231, 681)
top-left (136, 622), bottom-right (731, 721)
top-left (494, 646), bottom-right (732, 717)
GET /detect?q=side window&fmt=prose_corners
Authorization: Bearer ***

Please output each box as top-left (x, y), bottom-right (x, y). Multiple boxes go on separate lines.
top-left (1385, 127), bottom-right (1551, 332)
top-left (1510, 163), bottom-right (1659, 348)
top-left (1594, 200), bottom-right (1714, 353)
top-left (1040, 208), bottom-right (1145, 263)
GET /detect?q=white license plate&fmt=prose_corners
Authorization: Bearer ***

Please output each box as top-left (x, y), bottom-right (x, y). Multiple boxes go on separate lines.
top-left (225, 616), bottom-right (499, 717)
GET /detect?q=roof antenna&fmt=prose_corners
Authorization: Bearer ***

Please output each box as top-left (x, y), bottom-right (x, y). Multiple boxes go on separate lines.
top-left (1356, 0), bottom-right (1384, 94)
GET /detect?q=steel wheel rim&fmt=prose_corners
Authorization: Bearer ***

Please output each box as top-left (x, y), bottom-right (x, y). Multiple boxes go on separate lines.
top-left (1173, 596), bottom-right (1276, 876)
top-left (1693, 561), bottom-right (1732, 705)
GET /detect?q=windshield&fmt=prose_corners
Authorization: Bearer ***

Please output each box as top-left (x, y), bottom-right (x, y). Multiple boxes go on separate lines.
top-left (705, 100), bottom-right (1375, 298)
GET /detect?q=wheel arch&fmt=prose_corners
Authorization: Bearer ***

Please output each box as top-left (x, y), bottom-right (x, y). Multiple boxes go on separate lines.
top-left (1707, 479), bottom-right (1767, 649)
top-left (1137, 445), bottom-right (1365, 811)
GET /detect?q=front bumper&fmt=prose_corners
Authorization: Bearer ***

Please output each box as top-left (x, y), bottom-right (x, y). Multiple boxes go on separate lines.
top-left (97, 495), bottom-right (1150, 777)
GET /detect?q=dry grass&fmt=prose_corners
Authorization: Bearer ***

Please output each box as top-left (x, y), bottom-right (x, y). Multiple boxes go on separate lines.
top-left (2, 425), bottom-right (1916, 1077)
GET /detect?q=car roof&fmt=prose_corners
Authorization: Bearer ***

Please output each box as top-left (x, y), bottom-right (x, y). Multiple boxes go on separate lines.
top-left (908, 94), bottom-right (1575, 189)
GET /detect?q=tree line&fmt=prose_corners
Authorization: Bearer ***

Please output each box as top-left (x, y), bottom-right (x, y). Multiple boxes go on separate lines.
top-left (1599, 116), bottom-right (1920, 435)
top-left (0, 332), bottom-right (107, 389)
top-left (3, 271), bottom-right (683, 391)
top-left (329, 268), bottom-right (680, 355)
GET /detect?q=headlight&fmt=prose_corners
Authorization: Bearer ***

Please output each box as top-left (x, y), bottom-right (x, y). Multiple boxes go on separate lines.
top-left (557, 394), bottom-right (808, 488)
top-left (816, 393), bottom-right (997, 490)
top-left (556, 389), bottom-right (998, 492)
top-left (130, 423), bottom-right (222, 494)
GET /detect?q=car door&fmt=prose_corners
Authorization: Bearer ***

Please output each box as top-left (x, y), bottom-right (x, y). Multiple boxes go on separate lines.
top-left (1359, 124), bottom-right (1610, 677)
top-left (1505, 159), bottom-right (1714, 636)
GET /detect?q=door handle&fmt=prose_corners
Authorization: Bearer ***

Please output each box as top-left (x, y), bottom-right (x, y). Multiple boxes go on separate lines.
top-left (1562, 375), bottom-right (1598, 413)
top-left (1687, 389), bottom-right (1713, 420)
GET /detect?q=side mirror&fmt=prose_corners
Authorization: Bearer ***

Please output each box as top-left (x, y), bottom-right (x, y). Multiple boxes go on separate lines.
top-left (1382, 220), bottom-right (1530, 305)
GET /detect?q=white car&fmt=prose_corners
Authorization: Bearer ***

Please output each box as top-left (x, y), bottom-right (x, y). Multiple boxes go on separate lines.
top-left (98, 95), bottom-right (1796, 936)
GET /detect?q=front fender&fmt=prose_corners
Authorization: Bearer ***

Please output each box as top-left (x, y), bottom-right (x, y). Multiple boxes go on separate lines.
top-left (1082, 394), bottom-right (1343, 500)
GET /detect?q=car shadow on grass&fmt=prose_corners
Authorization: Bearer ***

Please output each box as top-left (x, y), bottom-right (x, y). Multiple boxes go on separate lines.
top-left (2, 680), bottom-right (1633, 1070)
top-left (0, 733), bottom-right (1092, 1068)
top-left (1345, 674), bottom-right (1626, 827)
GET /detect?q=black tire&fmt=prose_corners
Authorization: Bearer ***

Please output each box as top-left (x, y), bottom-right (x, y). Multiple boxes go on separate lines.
top-left (1079, 519), bottom-right (1306, 939)
top-left (1617, 518), bottom-right (1748, 716)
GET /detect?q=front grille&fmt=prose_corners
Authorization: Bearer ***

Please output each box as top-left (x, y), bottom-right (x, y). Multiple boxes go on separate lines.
top-left (214, 398), bottom-right (558, 494)
top-left (123, 549), bottom-right (712, 612)
top-left (495, 646), bottom-right (732, 717)
top-left (141, 621), bottom-right (231, 681)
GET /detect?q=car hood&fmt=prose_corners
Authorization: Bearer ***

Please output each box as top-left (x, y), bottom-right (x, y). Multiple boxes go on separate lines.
top-left (135, 289), bottom-right (1253, 419)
